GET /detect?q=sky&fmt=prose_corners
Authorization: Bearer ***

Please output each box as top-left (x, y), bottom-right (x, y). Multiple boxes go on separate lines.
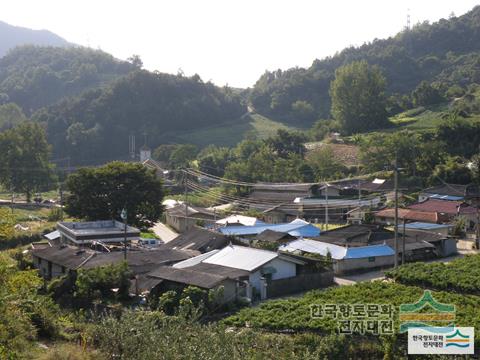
top-left (1, 0), bottom-right (479, 88)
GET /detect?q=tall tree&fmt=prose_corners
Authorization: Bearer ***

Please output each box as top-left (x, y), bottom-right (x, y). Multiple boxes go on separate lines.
top-left (65, 162), bottom-right (164, 228)
top-left (0, 122), bottom-right (55, 201)
top-left (330, 61), bottom-right (388, 134)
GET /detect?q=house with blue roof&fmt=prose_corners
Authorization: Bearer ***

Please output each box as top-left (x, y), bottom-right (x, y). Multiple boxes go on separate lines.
top-left (279, 238), bottom-right (395, 274)
top-left (217, 219), bottom-right (321, 238)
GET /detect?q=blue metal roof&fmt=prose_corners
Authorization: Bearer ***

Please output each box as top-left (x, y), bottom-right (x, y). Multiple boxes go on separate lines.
top-left (404, 222), bottom-right (452, 230)
top-left (426, 193), bottom-right (464, 201)
top-left (344, 244), bottom-right (395, 259)
top-left (218, 219), bottom-right (320, 238)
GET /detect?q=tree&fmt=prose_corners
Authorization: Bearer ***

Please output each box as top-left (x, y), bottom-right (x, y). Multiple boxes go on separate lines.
top-left (197, 145), bottom-right (232, 177)
top-left (411, 81), bottom-right (444, 107)
top-left (429, 157), bottom-right (472, 185)
top-left (65, 161), bottom-right (164, 228)
top-left (169, 144), bottom-right (198, 169)
top-left (330, 61), bottom-right (388, 134)
top-left (0, 122), bottom-right (55, 201)
top-left (265, 129), bottom-right (306, 159)
top-left (127, 54), bottom-right (143, 69)
top-left (0, 103), bottom-right (27, 131)
top-left (291, 100), bottom-right (315, 123)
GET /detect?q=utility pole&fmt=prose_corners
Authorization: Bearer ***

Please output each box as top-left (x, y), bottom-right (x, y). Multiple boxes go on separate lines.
top-left (325, 183), bottom-right (329, 230)
top-left (402, 219), bottom-right (406, 265)
top-left (121, 207), bottom-right (128, 261)
top-left (394, 154), bottom-right (399, 268)
top-left (358, 178), bottom-right (361, 206)
top-left (184, 171), bottom-right (188, 231)
top-left (10, 186), bottom-right (14, 214)
top-left (59, 183), bottom-right (64, 220)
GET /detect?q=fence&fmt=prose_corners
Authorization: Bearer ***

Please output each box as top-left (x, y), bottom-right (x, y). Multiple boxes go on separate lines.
top-left (267, 271), bottom-right (334, 298)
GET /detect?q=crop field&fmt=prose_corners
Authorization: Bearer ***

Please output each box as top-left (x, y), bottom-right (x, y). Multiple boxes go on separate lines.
top-left (385, 255), bottom-right (480, 294)
top-left (223, 282), bottom-right (480, 338)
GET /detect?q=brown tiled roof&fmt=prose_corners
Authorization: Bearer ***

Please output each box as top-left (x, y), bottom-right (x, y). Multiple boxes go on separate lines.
top-left (374, 208), bottom-right (446, 223)
top-left (408, 199), bottom-right (477, 215)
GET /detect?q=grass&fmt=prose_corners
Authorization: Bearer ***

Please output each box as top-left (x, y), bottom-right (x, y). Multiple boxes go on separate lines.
top-left (389, 103), bottom-right (449, 131)
top-left (170, 113), bottom-right (300, 148)
top-left (0, 205), bottom-right (60, 237)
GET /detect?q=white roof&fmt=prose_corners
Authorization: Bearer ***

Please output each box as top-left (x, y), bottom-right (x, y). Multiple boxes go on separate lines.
top-left (279, 239), bottom-right (347, 260)
top-left (162, 199), bottom-right (183, 209)
top-left (44, 230), bottom-right (60, 241)
top-left (216, 215), bottom-right (260, 226)
top-left (203, 245), bottom-right (279, 271)
top-left (172, 250), bottom-right (219, 269)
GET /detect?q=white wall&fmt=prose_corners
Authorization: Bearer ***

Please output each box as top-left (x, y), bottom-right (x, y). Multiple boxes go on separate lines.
top-left (248, 257), bottom-right (297, 293)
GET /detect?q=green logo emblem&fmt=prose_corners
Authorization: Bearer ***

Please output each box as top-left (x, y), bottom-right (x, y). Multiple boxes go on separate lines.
top-left (399, 290), bottom-right (455, 332)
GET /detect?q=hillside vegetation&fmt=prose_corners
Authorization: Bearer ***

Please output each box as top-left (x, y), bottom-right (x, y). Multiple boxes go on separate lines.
top-left (33, 71), bottom-right (246, 164)
top-left (0, 46), bottom-right (135, 113)
top-left (250, 6), bottom-right (480, 124)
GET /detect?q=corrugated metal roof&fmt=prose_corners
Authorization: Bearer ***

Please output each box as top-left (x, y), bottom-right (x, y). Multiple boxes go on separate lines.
top-left (426, 194), bottom-right (464, 201)
top-left (203, 245), bottom-right (278, 271)
top-left (404, 222), bottom-right (452, 230)
top-left (44, 230), bottom-right (60, 241)
top-left (344, 244), bottom-right (395, 259)
top-left (218, 219), bottom-right (320, 237)
top-left (280, 239), bottom-right (395, 260)
top-left (173, 250), bottom-right (219, 269)
top-left (216, 215), bottom-right (265, 226)
top-left (279, 239), bottom-right (347, 260)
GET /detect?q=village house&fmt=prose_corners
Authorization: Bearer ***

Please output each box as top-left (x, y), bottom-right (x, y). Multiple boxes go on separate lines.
top-left (408, 198), bottom-right (478, 230)
top-left (262, 205), bottom-right (299, 224)
top-left (279, 239), bottom-right (395, 275)
top-left (165, 203), bottom-right (216, 233)
top-left (144, 244), bottom-right (333, 301)
top-left (217, 218), bottom-right (320, 240)
top-left (418, 183), bottom-right (480, 205)
top-left (374, 208), bottom-right (450, 225)
top-left (56, 220), bottom-right (141, 246)
top-left (31, 245), bottom-right (196, 280)
top-left (162, 227), bottom-right (230, 253)
top-left (278, 223), bottom-right (457, 274)
top-left (315, 224), bottom-right (457, 258)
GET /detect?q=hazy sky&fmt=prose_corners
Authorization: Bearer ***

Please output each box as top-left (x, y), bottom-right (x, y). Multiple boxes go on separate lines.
top-left (2, 0), bottom-right (479, 88)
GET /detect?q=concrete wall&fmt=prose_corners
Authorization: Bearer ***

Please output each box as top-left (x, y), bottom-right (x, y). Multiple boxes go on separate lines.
top-left (268, 258), bottom-right (297, 280)
top-left (266, 271), bottom-right (334, 298)
top-left (334, 255), bottom-right (394, 275)
top-left (442, 238), bottom-right (457, 256)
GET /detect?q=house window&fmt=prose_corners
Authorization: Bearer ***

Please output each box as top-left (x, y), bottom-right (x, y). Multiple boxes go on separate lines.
top-left (368, 257), bottom-right (375, 262)
top-left (61, 266), bottom-right (66, 274)
top-left (38, 257), bottom-right (42, 265)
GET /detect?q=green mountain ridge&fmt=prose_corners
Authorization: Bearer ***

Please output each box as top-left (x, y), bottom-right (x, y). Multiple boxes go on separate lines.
top-left (250, 5), bottom-right (480, 124)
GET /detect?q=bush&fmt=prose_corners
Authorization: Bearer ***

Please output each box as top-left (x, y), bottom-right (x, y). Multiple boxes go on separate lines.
top-left (75, 262), bottom-right (131, 301)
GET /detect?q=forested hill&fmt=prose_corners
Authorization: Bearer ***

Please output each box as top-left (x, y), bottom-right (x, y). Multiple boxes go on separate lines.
top-left (250, 5), bottom-right (480, 124)
top-left (0, 20), bottom-right (69, 58)
top-left (33, 71), bottom-right (246, 164)
top-left (0, 46), bottom-right (136, 113)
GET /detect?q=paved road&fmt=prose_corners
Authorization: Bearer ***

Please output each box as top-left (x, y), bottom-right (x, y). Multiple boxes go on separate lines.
top-left (152, 222), bottom-right (178, 243)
